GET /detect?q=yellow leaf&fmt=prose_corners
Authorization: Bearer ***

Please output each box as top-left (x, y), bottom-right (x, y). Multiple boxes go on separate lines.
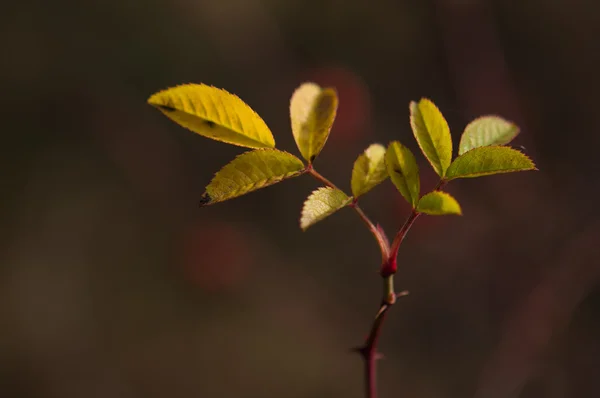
top-left (200, 149), bottom-right (304, 205)
top-left (458, 116), bottom-right (520, 155)
top-left (385, 141), bottom-right (420, 208)
top-left (290, 82), bottom-right (339, 162)
top-left (300, 187), bottom-right (351, 231)
top-left (410, 98), bottom-right (453, 177)
top-left (351, 143), bottom-right (388, 198)
top-left (148, 84), bottom-right (275, 149)
top-left (446, 146), bottom-right (536, 180)
top-left (417, 191), bottom-right (462, 216)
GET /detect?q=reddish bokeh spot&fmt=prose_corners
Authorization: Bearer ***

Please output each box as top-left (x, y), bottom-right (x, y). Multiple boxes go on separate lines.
top-left (180, 221), bottom-right (254, 292)
top-left (301, 66), bottom-right (371, 145)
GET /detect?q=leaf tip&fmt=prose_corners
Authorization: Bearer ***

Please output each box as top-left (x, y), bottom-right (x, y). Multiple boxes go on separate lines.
top-left (199, 193), bottom-right (212, 207)
top-left (516, 150), bottom-right (537, 171)
top-left (408, 100), bottom-right (418, 113)
top-left (321, 86), bottom-right (338, 96)
top-left (147, 90), bottom-right (158, 102)
top-left (299, 211), bottom-right (313, 231)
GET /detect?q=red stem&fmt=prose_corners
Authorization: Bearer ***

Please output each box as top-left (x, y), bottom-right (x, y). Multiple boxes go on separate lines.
top-left (306, 166), bottom-right (341, 191)
top-left (359, 305), bottom-right (389, 398)
top-left (388, 179), bottom-right (447, 262)
top-left (389, 210), bottom-right (421, 263)
top-left (308, 165), bottom-right (450, 398)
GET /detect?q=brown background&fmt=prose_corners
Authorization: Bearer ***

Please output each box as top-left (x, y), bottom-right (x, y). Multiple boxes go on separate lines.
top-left (1, 0), bottom-right (599, 397)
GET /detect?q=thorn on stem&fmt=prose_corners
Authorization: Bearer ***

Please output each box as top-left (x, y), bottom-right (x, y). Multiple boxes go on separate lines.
top-left (350, 346), bottom-right (385, 361)
top-left (375, 304), bottom-right (388, 318)
top-left (351, 346), bottom-right (369, 358)
top-left (396, 290), bottom-right (410, 298)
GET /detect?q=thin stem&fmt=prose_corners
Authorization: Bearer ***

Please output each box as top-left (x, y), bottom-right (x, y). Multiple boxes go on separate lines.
top-left (307, 167), bottom-right (343, 191)
top-left (363, 306), bottom-right (388, 398)
top-left (383, 275), bottom-right (396, 305)
top-left (435, 179), bottom-right (448, 191)
top-left (307, 167), bottom-right (390, 258)
top-left (390, 210), bottom-right (421, 261)
top-left (356, 284), bottom-right (411, 398)
top-left (308, 166), bottom-right (450, 397)
top-left (352, 203), bottom-right (390, 260)
top-left (388, 179), bottom-right (448, 261)
top-left (357, 177), bottom-right (450, 398)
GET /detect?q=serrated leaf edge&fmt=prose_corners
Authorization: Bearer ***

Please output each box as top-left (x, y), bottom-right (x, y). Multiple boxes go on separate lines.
top-left (458, 115), bottom-right (520, 155)
top-left (299, 187), bottom-right (352, 231)
top-left (200, 149), bottom-right (305, 205)
top-left (446, 145), bottom-right (537, 180)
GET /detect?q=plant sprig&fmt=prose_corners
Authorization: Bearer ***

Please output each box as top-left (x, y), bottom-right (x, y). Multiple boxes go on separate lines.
top-left (148, 82), bottom-right (536, 398)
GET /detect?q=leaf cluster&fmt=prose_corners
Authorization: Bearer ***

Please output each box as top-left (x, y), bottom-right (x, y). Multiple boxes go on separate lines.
top-left (149, 83), bottom-right (535, 230)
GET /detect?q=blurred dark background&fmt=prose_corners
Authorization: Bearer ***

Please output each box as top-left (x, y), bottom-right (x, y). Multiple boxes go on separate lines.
top-left (2, 0), bottom-right (599, 397)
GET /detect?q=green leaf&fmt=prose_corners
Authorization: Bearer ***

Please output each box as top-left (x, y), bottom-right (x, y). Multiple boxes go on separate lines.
top-left (351, 143), bottom-right (388, 198)
top-left (148, 84), bottom-right (275, 149)
top-left (410, 98), bottom-right (453, 177)
top-left (458, 116), bottom-right (519, 155)
top-left (385, 141), bottom-right (420, 208)
top-left (300, 187), bottom-right (352, 230)
top-left (417, 191), bottom-right (462, 216)
top-left (200, 149), bottom-right (304, 205)
top-left (446, 146), bottom-right (536, 180)
top-left (290, 82), bottom-right (339, 162)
